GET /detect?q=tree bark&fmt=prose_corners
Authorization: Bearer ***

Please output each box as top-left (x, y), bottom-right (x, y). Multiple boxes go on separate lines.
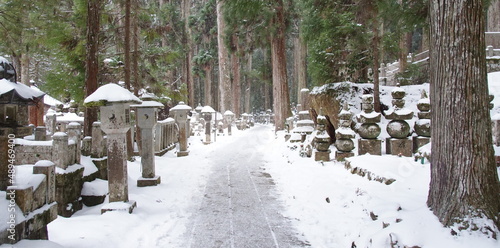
top-left (182, 0), bottom-right (194, 106)
top-left (124, 0), bottom-right (131, 90)
top-left (270, 0), bottom-right (291, 131)
top-left (371, 2), bottom-right (381, 112)
top-left (428, 0), bottom-right (500, 229)
top-left (245, 52), bottom-right (252, 114)
top-left (83, 0), bottom-right (101, 137)
top-left (132, 0), bottom-right (140, 96)
top-left (295, 30), bottom-right (307, 104)
top-left (204, 64), bottom-right (213, 106)
top-left (217, 0), bottom-right (231, 113)
top-left (231, 34), bottom-right (241, 116)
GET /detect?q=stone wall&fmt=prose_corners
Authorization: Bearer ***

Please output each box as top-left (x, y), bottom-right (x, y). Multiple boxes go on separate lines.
top-left (0, 161), bottom-right (58, 244)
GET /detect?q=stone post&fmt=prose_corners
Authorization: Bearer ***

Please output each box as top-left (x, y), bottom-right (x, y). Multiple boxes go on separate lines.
top-left (84, 83), bottom-right (141, 214)
top-left (154, 123), bottom-right (162, 153)
top-left (356, 94), bottom-right (382, 155)
top-left (314, 108), bottom-right (332, 161)
top-left (35, 126), bottom-right (47, 141)
top-left (299, 88), bottom-right (310, 112)
top-left (52, 132), bottom-right (68, 169)
top-left (385, 84), bottom-right (414, 157)
top-left (67, 122), bottom-right (81, 164)
top-left (82, 136), bottom-right (92, 156)
top-left (224, 110), bottom-right (235, 136)
top-left (45, 113), bottom-right (57, 135)
top-left (132, 101), bottom-right (163, 186)
top-left (201, 106), bottom-right (215, 144)
top-left (33, 160), bottom-right (56, 204)
top-left (413, 90), bottom-right (431, 152)
top-left (487, 45), bottom-right (494, 57)
top-left (170, 102), bottom-right (192, 156)
top-left (91, 122), bottom-right (105, 158)
top-left (334, 104), bottom-right (355, 161)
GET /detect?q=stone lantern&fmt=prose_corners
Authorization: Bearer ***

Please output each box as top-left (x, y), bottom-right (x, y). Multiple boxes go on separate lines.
top-left (356, 94), bottom-right (382, 155)
top-left (385, 84), bottom-right (414, 157)
top-left (201, 106), bottom-right (216, 144)
top-left (131, 100), bottom-right (163, 186)
top-left (314, 108), bottom-right (332, 161)
top-left (170, 101), bottom-right (192, 156)
top-left (334, 103), bottom-right (355, 161)
top-left (224, 110), bottom-right (235, 136)
top-left (84, 83), bottom-right (141, 214)
top-left (413, 90), bottom-right (431, 152)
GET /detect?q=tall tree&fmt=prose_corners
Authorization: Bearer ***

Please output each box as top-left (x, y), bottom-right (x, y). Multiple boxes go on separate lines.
top-left (270, 0), bottom-right (291, 130)
top-left (217, 0), bottom-right (231, 113)
top-left (428, 0), bottom-right (500, 232)
top-left (83, 0), bottom-right (101, 136)
top-left (124, 0), bottom-right (131, 90)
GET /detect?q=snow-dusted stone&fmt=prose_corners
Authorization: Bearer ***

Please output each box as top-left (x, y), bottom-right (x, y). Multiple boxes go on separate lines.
top-left (84, 83), bottom-right (140, 212)
top-left (334, 104), bottom-right (354, 161)
top-left (356, 94), bottom-right (382, 155)
top-left (201, 106), bottom-right (215, 144)
top-left (385, 85), bottom-right (414, 157)
top-left (132, 101), bottom-right (163, 185)
top-left (170, 101), bottom-right (192, 156)
top-left (413, 90), bottom-right (431, 152)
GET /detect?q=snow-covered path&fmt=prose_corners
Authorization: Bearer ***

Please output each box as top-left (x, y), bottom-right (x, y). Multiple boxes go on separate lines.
top-left (186, 125), bottom-right (308, 248)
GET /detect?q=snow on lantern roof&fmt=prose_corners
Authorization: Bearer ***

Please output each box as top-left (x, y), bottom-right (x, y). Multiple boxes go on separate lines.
top-left (224, 110), bottom-right (234, 116)
top-left (84, 83), bottom-right (141, 106)
top-left (0, 79), bottom-right (45, 104)
top-left (170, 101), bottom-right (192, 111)
top-left (201, 105), bottom-right (216, 113)
top-left (131, 100), bottom-right (164, 108)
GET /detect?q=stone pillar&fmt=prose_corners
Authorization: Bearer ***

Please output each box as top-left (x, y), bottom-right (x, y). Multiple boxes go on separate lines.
top-left (45, 113), bottom-right (57, 135)
top-left (334, 104), bottom-right (355, 161)
top-left (91, 122), bottom-right (105, 158)
top-left (154, 123), bottom-right (162, 153)
top-left (52, 132), bottom-right (68, 169)
top-left (357, 95), bottom-right (382, 155)
top-left (170, 102), bottom-right (192, 156)
top-left (33, 160), bottom-right (56, 204)
top-left (314, 108), bottom-right (332, 161)
top-left (385, 84), bottom-right (414, 157)
top-left (224, 111), bottom-right (235, 136)
top-left (35, 126), bottom-right (47, 141)
top-left (300, 88), bottom-right (310, 111)
top-left (413, 90), bottom-right (431, 152)
top-left (82, 136), bottom-right (92, 156)
top-left (132, 101), bottom-right (163, 187)
top-left (67, 122), bottom-right (81, 164)
top-left (201, 106), bottom-right (215, 144)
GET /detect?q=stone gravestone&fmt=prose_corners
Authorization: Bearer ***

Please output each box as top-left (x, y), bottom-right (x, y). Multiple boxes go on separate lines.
top-left (356, 94), bottom-right (382, 155)
top-left (413, 90), bottom-right (431, 152)
top-left (335, 103), bottom-right (355, 161)
top-left (170, 101), bottom-right (192, 157)
top-left (132, 101), bottom-right (163, 187)
top-left (201, 106), bottom-right (216, 144)
top-left (385, 84), bottom-right (414, 157)
top-left (84, 83), bottom-right (141, 214)
top-left (224, 110), bottom-right (235, 136)
top-left (314, 108), bottom-right (332, 161)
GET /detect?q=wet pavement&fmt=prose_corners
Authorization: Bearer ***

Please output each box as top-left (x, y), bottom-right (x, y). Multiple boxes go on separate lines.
top-left (186, 125), bottom-right (309, 248)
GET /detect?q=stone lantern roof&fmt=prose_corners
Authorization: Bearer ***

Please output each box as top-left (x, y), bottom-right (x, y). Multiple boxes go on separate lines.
top-left (84, 83), bottom-right (141, 106)
top-left (0, 79), bottom-right (45, 105)
top-left (131, 100), bottom-right (164, 108)
top-left (201, 105), bottom-right (216, 113)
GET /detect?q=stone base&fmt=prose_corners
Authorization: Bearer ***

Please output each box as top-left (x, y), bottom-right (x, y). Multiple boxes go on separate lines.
top-left (386, 138), bottom-right (413, 157)
top-left (413, 136), bottom-right (431, 153)
top-left (314, 150), bottom-right (331, 161)
top-left (137, 176), bottom-right (161, 187)
top-left (335, 151), bottom-right (354, 161)
top-left (101, 200), bottom-right (137, 214)
top-left (82, 194), bottom-right (107, 206)
top-left (177, 150), bottom-right (190, 157)
top-left (358, 139), bottom-right (382, 155)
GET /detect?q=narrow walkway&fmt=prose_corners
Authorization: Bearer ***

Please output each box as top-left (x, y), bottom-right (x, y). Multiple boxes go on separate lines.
top-left (187, 125), bottom-right (308, 248)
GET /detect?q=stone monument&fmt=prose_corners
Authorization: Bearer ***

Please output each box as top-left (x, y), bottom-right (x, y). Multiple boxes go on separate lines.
top-left (132, 100), bottom-right (163, 186)
top-left (335, 103), bottom-right (355, 161)
top-left (314, 108), bottom-right (331, 161)
top-left (84, 83), bottom-right (141, 214)
top-left (413, 90), bottom-right (431, 152)
top-left (201, 106), bottom-right (216, 144)
top-left (170, 101), bottom-right (192, 156)
top-left (224, 110), bottom-right (235, 136)
top-left (385, 84), bottom-right (414, 157)
top-left (356, 94), bottom-right (382, 155)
